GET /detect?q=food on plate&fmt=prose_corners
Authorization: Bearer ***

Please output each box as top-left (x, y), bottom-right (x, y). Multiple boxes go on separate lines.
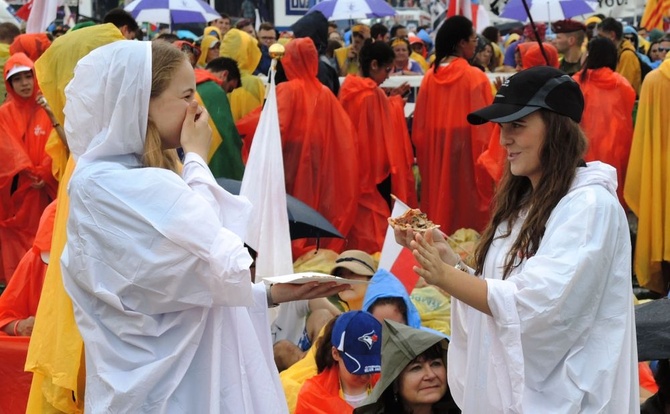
top-left (387, 208), bottom-right (440, 233)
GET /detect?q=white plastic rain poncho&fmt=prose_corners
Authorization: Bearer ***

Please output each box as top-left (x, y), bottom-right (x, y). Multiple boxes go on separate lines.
top-left (61, 41), bottom-right (287, 413)
top-left (448, 162), bottom-right (639, 413)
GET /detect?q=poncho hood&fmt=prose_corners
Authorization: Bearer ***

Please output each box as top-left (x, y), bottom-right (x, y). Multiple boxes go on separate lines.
top-left (362, 269), bottom-right (421, 329)
top-left (355, 320), bottom-right (448, 413)
top-left (64, 41), bottom-right (151, 163)
top-left (572, 161), bottom-right (618, 197)
top-left (10, 33), bottom-right (51, 62)
top-left (220, 28), bottom-right (261, 74)
top-left (290, 11), bottom-right (328, 55)
top-left (283, 37), bottom-right (319, 85)
top-left (4, 52), bottom-right (38, 103)
top-left (518, 42), bottom-right (559, 68)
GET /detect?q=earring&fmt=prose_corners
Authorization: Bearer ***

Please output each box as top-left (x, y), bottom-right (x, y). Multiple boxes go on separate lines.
top-left (393, 392), bottom-right (399, 403)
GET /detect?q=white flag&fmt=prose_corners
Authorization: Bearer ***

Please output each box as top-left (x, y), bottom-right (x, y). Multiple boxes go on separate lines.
top-left (27, 0), bottom-right (59, 33)
top-left (240, 59), bottom-right (293, 281)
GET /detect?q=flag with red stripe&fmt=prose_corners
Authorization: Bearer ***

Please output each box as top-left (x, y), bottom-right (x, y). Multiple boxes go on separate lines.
top-left (642, 0), bottom-right (670, 31)
top-left (378, 197), bottom-right (420, 294)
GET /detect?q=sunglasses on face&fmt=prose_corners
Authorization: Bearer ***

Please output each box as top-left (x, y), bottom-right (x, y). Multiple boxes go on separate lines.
top-left (659, 47), bottom-right (670, 52)
top-left (178, 42), bottom-right (201, 60)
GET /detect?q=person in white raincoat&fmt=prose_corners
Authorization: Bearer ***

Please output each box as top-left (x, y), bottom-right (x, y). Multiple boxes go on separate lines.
top-left (394, 66), bottom-right (639, 413)
top-left (61, 40), bottom-right (346, 413)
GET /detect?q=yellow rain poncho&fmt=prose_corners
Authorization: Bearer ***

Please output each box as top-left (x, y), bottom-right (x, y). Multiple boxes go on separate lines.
top-left (220, 28), bottom-right (265, 122)
top-left (25, 24), bottom-right (124, 414)
top-left (624, 59), bottom-right (670, 295)
top-left (197, 35), bottom-right (219, 68)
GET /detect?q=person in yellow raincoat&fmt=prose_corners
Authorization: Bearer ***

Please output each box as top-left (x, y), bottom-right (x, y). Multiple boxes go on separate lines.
top-left (220, 28), bottom-right (265, 122)
top-left (624, 57), bottom-right (670, 296)
top-left (24, 23), bottom-right (124, 414)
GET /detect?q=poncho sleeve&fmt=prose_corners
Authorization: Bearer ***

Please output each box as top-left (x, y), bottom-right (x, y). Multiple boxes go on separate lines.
top-left (64, 160), bottom-right (254, 315)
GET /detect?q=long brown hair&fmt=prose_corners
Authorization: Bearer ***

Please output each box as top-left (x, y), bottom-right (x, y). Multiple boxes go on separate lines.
top-left (474, 110), bottom-right (587, 278)
top-left (143, 41), bottom-right (183, 173)
top-left (314, 316), bottom-right (338, 373)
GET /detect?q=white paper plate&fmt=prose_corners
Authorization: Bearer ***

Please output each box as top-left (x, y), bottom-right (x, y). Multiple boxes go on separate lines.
top-left (263, 272), bottom-right (369, 285)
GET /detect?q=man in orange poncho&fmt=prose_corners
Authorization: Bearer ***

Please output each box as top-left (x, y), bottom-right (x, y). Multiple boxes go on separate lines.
top-left (237, 38), bottom-right (360, 257)
top-left (0, 53), bottom-right (57, 283)
top-left (9, 33), bottom-right (51, 63)
top-left (624, 58), bottom-right (670, 296)
top-left (573, 37), bottom-right (635, 210)
top-left (516, 42), bottom-right (559, 70)
top-left (0, 199), bottom-right (55, 337)
top-left (339, 40), bottom-right (417, 254)
top-left (412, 16), bottom-right (493, 236)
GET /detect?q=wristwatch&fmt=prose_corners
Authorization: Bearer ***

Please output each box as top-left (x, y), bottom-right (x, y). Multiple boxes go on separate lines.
top-left (454, 260), bottom-right (469, 274)
top-left (266, 283), bottom-right (278, 308)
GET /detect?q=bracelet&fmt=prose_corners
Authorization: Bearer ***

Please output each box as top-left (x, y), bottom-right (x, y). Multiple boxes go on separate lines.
top-left (266, 283), bottom-right (278, 308)
top-left (12, 320), bottom-right (19, 336)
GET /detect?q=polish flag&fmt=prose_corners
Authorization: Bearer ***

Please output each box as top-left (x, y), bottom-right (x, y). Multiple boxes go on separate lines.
top-left (378, 197), bottom-right (420, 294)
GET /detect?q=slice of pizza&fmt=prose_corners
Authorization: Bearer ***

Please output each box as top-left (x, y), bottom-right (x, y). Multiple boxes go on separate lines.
top-left (387, 208), bottom-right (440, 233)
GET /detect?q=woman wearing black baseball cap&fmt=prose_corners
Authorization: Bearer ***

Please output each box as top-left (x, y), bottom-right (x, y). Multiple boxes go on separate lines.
top-left (395, 66), bottom-right (638, 412)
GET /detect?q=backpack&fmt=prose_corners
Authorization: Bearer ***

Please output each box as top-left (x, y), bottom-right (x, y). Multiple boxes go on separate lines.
top-left (622, 48), bottom-right (653, 83)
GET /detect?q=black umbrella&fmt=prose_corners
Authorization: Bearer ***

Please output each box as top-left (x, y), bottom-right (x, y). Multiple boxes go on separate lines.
top-left (215, 178), bottom-right (344, 241)
top-left (636, 298), bottom-right (670, 361)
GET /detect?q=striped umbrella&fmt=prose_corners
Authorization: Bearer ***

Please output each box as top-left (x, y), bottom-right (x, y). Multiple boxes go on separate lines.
top-left (307, 0), bottom-right (397, 21)
top-left (124, 0), bottom-right (221, 25)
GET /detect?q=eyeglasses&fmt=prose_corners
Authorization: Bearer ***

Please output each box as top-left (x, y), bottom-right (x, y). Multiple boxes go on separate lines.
top-left (176, 42), bottom-right (201, 60)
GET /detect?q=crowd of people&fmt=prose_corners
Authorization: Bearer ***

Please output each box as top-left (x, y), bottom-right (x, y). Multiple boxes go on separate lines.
top-left (0, 5), bottom-right (669, 414)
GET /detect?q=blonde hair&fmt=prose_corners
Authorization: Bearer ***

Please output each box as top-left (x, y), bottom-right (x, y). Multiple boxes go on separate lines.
top-left (143, 41), bottom-right (184, 173)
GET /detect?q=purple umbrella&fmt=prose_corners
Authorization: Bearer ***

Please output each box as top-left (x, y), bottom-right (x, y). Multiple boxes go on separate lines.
top-left (124, 0), bottom-right (221, 25)
top-left (501, 0), bottom-right (597, 22)
top-left (307, 0), bottom-right (396, 21)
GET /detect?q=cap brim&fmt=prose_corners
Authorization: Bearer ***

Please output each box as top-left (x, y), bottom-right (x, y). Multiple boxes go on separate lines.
top-left (467, 103), bottom-right (541, 125)
top-left (331, 263), bottom-right (374, 277)
top-left (342, 352), bottom-right (381, 375)
top-left (5, 65), bottom-right (32, 81)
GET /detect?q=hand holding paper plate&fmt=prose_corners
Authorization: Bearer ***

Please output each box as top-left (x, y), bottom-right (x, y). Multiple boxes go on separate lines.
top-left (263, 272), bottom-right (370, 285)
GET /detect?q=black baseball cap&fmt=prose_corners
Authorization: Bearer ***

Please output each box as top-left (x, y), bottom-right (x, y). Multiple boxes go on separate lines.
top-left (467, 66), bottom-right (584, 125)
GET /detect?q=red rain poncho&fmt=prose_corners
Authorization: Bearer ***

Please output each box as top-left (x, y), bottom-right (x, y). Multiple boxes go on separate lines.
top-left (0, 200), bottom-right (55, 333)
top-left (412, 58), bottom-right (493, 235)
top-left (339, 74), bottom-right (417, 253)
top-left (0, 53), bottom-right (57, 282)
top-left (573, 67), bottom-right (635, 209)
top-left (236, 38), bottom-right (360, 257)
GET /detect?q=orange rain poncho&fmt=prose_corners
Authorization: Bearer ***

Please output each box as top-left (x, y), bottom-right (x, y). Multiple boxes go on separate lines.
top-left (0, 199), bottom-right (55, 333)
top-left (237, 38), bottom-right (360, 257)
top-left (517, 42), bottom-right (559, 69)
top-left (412, 58), bottom-right (493, 235)
top-left (624, 59), bottom-right (670, 295)
top-left (339, 74), bottom-right (417, 254)
top-left (9, 33), bottom-right (52, 63)
top-left (0, 53), bottom-right (57, 282)
top-left (574, 67), bottom-right (635, 209)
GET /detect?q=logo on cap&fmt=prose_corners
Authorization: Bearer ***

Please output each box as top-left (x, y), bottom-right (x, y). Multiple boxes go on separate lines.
top-left (358, 330), bottom-right (379, 350)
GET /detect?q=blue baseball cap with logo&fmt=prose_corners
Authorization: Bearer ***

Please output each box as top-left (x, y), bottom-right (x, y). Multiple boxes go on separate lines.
top-left (332, 311), bottom-right (382, 375)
